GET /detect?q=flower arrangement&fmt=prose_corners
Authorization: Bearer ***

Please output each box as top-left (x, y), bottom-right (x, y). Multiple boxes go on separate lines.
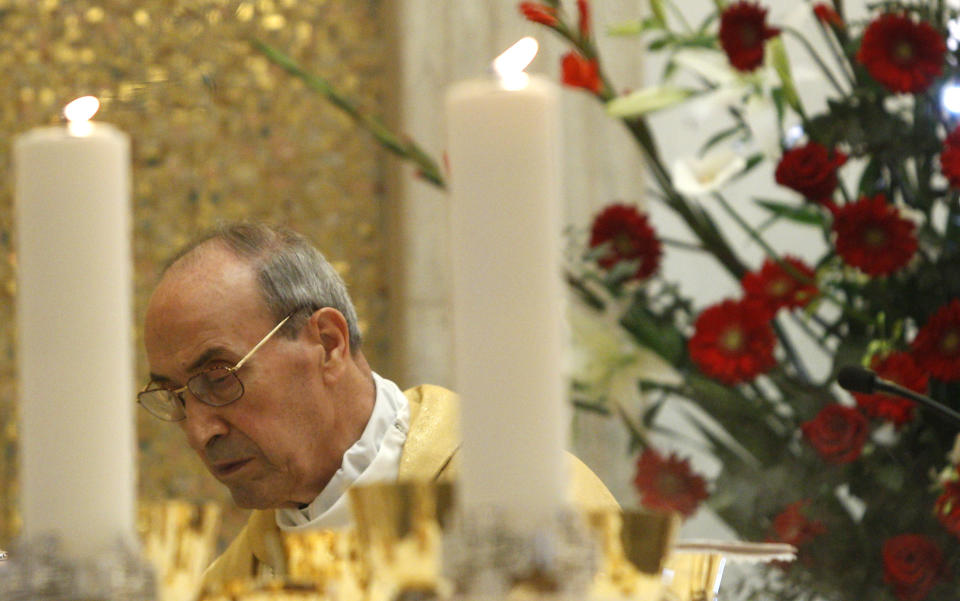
top-left (537, 1), bottom-right (960, 599)
top-left (255, 1), bottom-right (960, 599)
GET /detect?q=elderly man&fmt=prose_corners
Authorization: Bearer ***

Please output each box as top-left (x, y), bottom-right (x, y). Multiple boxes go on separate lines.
top-left (139, 222), bottom-right (616, 585)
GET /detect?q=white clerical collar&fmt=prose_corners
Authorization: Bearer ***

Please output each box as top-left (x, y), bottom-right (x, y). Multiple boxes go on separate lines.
top-left (275, 372), bottom-right (410, 531)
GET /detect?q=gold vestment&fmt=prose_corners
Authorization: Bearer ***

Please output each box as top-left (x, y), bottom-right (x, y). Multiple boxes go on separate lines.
top-left (201, 384), bottom-right (618, 588)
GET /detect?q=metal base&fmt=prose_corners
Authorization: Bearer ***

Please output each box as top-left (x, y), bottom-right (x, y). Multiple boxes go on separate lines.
top-left (442, 506), bottom-right (598, 598)
top-left (0, 534), bottom-right (156, 601)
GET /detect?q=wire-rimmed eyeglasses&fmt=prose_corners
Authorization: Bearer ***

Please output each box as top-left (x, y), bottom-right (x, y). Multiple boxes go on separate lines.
top-left (137, 314), bottom-right (292, 421)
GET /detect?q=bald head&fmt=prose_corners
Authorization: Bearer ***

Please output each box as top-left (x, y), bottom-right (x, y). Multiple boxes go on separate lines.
top-left (160, 222), bottom-right (363, 348)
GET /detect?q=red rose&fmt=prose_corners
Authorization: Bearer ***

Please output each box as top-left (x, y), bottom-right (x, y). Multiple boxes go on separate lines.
top-left (940, 126), bottom-right (960, 188)
top-left (883, 534), bottom-right (945, 601)
top-left (634, 447), bottom-right (709, 518)
top-left (770, 500), bottom-right (826, 548)
top-left (561, 51), bottom-right (602, 93)
top-left (774, 142), bottom-right (847, 204)
top-left (688, 299), bottom-right (777, 384)
top-left (856, 13), bottom-right (946, 94)
top-left (935, 478), bottom-right (960, 541)
top-left (718, 1), bottom-right (781, 72)
top-left (912, 298), bottom-right (960, 381)
top-left (831, 194), bottom-right (917, 277)
top-left (853, 351), bottom-right (926, 426)
top-left (801, 404), bottom-right (868, 464)
top-left (519, 2), bottom-right (558, 27)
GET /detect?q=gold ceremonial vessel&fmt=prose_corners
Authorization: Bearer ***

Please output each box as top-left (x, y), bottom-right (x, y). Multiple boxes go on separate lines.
top-left (134, 482), bottom-right (791, 601)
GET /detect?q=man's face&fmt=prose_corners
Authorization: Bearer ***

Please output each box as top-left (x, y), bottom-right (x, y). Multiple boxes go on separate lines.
top-left (143, 245), bottom-right (343, 509)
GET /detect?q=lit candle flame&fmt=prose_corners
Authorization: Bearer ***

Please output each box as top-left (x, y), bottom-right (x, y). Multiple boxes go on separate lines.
top-left (492, 37), bottom-right (538, 90)
top-left (64, 96), bottom-right (100, 136)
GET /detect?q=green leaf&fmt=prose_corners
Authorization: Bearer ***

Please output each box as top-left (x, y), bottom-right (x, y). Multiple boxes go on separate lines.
top-left (619, 304), bottom-right (687, 365)
top-left (647, 36), bottom-right (673, 51)
top-left (755, 199), bottom-right (827, 227)
top-left (649, 0), bottom-right (667, 26)
top-left (768, 37), bottom-right (803, 114)
top-left (738, 153), bottom-right (765, 176)
top-left (872, 463), bottom-right (905, 491)
top-left (857, 157), bottom-right (885, 197)
top-left (640, 395), bottom-right (667, 429)
top-left (700, 124), bottom-right (746, 155)
top-left (675, 34), bottom-right (719, 49)
top-left (603, 258), bottom-right (642, 288)
top-left (571, 398), bottom-right (612, 416)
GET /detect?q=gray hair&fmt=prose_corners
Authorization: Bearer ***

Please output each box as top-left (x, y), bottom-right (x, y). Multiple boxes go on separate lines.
top-left (164, 222), bottom-right (362, 351)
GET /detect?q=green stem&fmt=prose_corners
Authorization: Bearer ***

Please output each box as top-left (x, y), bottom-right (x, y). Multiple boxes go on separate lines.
top-left (660, 236), bottom-right (707, 252)
top-left (813, 17), bottom-right (855, 88)
top-left (623, 119), bottom-right (750, 279)
top-left (543, 9), bottom-right (751, 283)
top-left (663, 0), bottom-right (694, 34)
top-left (713, 193), bottom-right (873, 325)
top-left (252, 39), bottom-right (446, 189)
top-left (772, 319), bottom-right (813, 383)
top-left (782, 27), bottom-right (847, 97)
top-left (787, 310), bottom-right (835, 356)
top-left (613, 398), bottom-right (651, 448)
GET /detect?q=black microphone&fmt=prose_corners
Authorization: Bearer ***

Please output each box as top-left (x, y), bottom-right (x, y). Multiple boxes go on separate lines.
top-left (837, 365), bottom-right (960, 426)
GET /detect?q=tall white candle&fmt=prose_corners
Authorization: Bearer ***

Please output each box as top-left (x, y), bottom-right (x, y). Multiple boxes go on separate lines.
top-left (14, 98), bottom-right (135, 561)
top-left (445, 39), bottom-right (568, 519)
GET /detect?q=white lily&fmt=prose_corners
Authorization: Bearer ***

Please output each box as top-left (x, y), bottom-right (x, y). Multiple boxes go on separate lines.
top-left (671, 49), bottom-right (772, 121)
top-left (672, 148), bottom-right (747, 196)
top-left (569, 297), bottom-right (681, 412)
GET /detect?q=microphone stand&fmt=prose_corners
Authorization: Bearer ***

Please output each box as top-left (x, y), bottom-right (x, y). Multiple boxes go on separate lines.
top-left (837, 365), bottom-right (960, 426)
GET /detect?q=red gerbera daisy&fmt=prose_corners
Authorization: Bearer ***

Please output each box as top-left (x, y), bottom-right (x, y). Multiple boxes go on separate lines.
top-left (831, 194), bottom-right (917, 276)
top-left (770, 500), bottom-right (826, 548)
top-left (688, 299), bottom-right (777, 384)
top-left (561, 51), bottom-right (602, 93)
top-left (856, 13), bottom-right (946, 94)
top-left (940, 126), bottom-right (960, 188)
top-left (853, 352), bottom-right (926, 426)
top-left (588, 203), bottom-right (662, 280)
top-left (519, 2), bottom-right (559, 27)
top-left (741, 256), bottom-right (818, 316)
top-left (634, 447), bottom-right (709, 519)
top-left (935, 478), bottom-right (960, 541)
top-left (718, 1), bottom-right (781, 72)
top-left (912, 299), bottom-right (960, 381)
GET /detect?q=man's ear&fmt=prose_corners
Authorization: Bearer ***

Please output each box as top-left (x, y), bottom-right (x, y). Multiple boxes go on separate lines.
top-left (306, 307), bottom-right (351, 381)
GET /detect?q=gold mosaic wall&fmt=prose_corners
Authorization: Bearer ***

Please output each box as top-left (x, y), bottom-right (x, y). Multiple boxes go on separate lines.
top-left (0, 0), bottom-right (394, 548)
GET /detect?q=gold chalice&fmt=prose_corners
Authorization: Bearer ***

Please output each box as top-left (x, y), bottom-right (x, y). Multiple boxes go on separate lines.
top-left (348, 481), bottom-right (453, 601)
top-left (587, 508), bottom-right (679, 600)
top-left (662, 551), bottom-right (725, 601)
top-left (139, 500), bottom-right (222, 601)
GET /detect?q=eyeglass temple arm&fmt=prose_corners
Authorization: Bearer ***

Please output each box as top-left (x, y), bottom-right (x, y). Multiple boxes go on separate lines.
top-left (233, 315), bottom-right (291, 371)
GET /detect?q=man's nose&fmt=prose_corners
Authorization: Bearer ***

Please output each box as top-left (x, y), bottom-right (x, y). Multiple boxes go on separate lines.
top-left (178, 394), bottom-right (229, 451)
